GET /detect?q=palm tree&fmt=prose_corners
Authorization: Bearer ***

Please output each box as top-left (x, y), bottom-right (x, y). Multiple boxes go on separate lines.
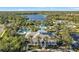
top-left (36, 36), bottom-right (42, 48)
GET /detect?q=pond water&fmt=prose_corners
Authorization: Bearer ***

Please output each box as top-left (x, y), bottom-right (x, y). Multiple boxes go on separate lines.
top-left (21, 14), bottom-right (47, 21)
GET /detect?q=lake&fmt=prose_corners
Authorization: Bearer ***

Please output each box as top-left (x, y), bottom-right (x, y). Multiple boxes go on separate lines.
top-left (21, 14), bottom-right (47, 21)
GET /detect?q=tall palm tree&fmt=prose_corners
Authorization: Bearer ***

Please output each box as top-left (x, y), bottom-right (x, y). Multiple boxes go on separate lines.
top-left (36, 36), bottom-right (41, 48)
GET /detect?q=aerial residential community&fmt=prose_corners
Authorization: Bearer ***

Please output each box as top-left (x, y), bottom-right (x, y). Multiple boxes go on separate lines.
top-left (0, 11), bottom-right (79, 52)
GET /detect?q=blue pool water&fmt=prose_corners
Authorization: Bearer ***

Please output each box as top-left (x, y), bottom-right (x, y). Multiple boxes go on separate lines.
top-left (71, 42), bottom-right (79, 49)
top-left (70, 33), bottom-right (79, 41)
top-left (17, 27), bottom-right (31, 34)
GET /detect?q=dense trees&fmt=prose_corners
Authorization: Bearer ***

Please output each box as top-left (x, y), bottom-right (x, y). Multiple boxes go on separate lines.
top-left (0, 11), bottom-right (79, 51)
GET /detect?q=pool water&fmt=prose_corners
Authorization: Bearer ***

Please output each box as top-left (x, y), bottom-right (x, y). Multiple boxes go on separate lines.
top-left (17, 27), bottom-right (31, 35)
top-left (70, 33), bottom-right (79, 41)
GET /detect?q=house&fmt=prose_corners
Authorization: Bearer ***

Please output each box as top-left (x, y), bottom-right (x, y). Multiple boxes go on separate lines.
top-left (47, 40), bottom-right (57, 46)
top-left (37, 29), bottom-right (55, 36)
top-left (37, 29), bottom-right (47, 34)
top-left (25, 32), bottom-right (37, 39)
top-left (30, 37), bottom-right (57, 48)
top-left (25, 29), bottom-right (57, 48)
top-left (66, 21), bottom-right (76, 28)
top-left (55, 20), bottom-right (66, 24)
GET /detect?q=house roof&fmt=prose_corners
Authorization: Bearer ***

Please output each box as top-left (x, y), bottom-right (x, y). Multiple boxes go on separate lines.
top-left (37, 30), bottom-right (47, 33)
